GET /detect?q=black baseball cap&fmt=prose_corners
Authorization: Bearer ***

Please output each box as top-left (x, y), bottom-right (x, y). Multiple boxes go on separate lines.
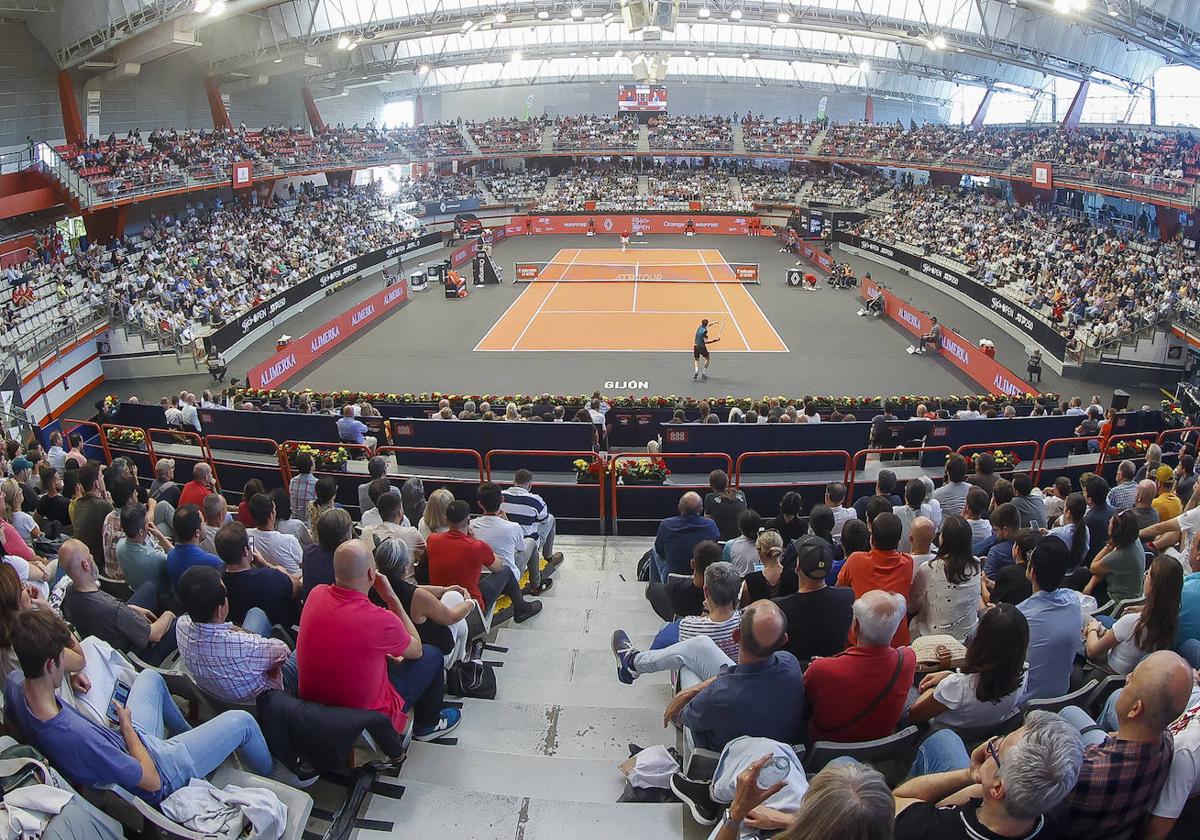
top-left (794, 535), bottom-right (834, 580)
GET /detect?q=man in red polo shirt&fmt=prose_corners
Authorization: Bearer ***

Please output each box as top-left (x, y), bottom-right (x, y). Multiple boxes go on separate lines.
top-left (803, 589), bottom-right (916, 744)
top-left (836, 511), bottom-right (914, 646)
top-left (177, 462), bottom-right (217, 510)
top-left (426, 500), bottom-right (542, 626)
top-left (297, 540), bottom-right (460, 741)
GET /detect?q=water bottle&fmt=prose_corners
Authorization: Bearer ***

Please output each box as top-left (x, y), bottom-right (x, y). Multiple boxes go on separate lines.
top-left (757, 755), bottom-right (790, 790)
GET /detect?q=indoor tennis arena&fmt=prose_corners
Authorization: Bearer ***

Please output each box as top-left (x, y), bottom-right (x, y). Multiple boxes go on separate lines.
top-left (2, 1), bottom-right (1200, 839)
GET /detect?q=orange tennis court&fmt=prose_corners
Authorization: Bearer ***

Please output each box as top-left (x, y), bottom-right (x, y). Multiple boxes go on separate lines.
top-left (475, 248), bottom-right (789, 352)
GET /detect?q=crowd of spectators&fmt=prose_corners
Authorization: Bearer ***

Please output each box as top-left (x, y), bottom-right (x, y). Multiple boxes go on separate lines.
top-left (741, 116), bottom-right (823, 154)
top-left (552, 114), bottom-right (639, 150)
top-left (464, 117), bottom-right (548, 154)
top-left (535, 163), bottom-right (641, 212)
top-left (646, 115), bottom-right (733, 151)
top-left (0, 430), bottom-right (570, 831)
top-left (646, 166), bottom-right (750, 213)
top-left (478, 168), bottom-right (549, 202)
top-left (399, 173), bottom-right (482, 204)
top-left (805, 170), bottom-right (892, 207)
top-left (737, 168), bottom-right (806, 203)
top-left (610, 403), bottom-right (1200, 838)
top-left (857, 185), bottom-right (1196, 349)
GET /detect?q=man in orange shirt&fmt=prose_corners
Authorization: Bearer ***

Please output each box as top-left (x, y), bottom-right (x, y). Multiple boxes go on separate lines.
top-left (836, 511), bottom-right (914, 646)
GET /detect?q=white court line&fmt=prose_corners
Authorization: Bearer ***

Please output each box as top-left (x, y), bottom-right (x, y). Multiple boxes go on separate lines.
top-left (632, 262), bottom-right (639, 312)
top-left (697, 249), bottom-right (749, 351)
top-left (539, 309), bottom-right (722, 315)
top-left (475, 347), bottom-right (791, 353)
top-left (509, 248), bottom-right (578, 351)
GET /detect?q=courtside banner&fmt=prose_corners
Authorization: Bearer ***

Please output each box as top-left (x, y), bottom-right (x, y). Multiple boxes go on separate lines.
top-left (861, 279), bottom-right (1039, 398)
top-left (514, 214), bottom-right (756, 235)
top-left (515, 263), bottom-right (541, 280)
top-left (248, 278), bottom-right (410, 390)
top-left (450, 241), bottom-right (479, 267)
top-left (838, 232), bottom-right (1067, 359)
top-left (731, 263), bottom-right (760, 282)
top-left (207, 231), bottom-right (441, 351)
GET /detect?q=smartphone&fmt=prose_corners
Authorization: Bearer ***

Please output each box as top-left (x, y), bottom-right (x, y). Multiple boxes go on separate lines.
top-left (107, 679), bottom-right (131, 726)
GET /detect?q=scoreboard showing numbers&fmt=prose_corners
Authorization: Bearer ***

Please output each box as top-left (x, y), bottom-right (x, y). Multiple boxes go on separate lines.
top-left (617, 84), bottom-right (667, 113)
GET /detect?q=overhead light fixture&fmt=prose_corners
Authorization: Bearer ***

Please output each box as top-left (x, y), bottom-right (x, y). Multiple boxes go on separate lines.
top-left (273, 57), bottom-right (283, 63)
top-left (494, 11), bottom-right (507, 23)
top-left (569, 50), bottom-right (577, 56)
top-left (461, 19), bottom-right (476, 32)
top-left (570, 6), bottom-right (583, 18)
top-left (859, 60), bottom-right (870, 71)
top-left (926, 33), bottom-right (946, 49)
top-left (193, 0), bottom-right (210, 12)
top-left (336, 34), bottom-right (351, 49)
top-left (684, 49), bottom-right (692, 55)
top-left (614, 49), bottom-right (624, 57)
top-left (698, 5), bottom-right (710, 17)
top-left (419, 63), bottom-right (431, 73)
top-left (537, 9), bottom-right (550, 19)
top-left (1053, 0), bottom-right (1088, 11)
top-left (510, 50), bottom-right (522, 61)
top-left (706, 50), bottom-right (715, 56)
top-left (207, 0), bottom-right (225, 16)
top-left (602, 11), bottom-right (614, 22)
top-left (741, 51), bottom-right (749, 59)
top-left (776, 11), bottom-right (790, 23)
top-left (729, 9), bottom-right (742, 20)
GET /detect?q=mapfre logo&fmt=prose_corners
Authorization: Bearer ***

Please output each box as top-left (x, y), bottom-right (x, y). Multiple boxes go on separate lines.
top-left (258, 353), bottom-right (296, 388)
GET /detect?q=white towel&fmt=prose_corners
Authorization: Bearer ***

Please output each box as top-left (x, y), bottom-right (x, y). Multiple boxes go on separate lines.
top-left (1, 784), bottom-right (73, 840)
top-left (160, 778), bottom-right (287, 840)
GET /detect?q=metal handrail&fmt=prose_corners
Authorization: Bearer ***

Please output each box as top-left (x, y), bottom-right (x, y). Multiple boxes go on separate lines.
top-left (610, 452), bottom-right (732, 536)
top-left (733, 450), bottom-right (853, 486)
top-left (1035, 436), bottom-right (1102, 484)
top-left (484, 449), bottom-right (606, 534)
top-left (1095, 431), bottom-right (1160, 474)
top-left (847, 446), bottom-right (954, 502)
top-left (375, 445), bottom-right (486, 483)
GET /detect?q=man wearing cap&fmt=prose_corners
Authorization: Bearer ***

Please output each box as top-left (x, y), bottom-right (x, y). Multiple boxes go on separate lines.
top-left (148, 458), bottom-right (180, 508)
top-left (773, 536), bottom-right (855, 662)
top-left (1153, 465), bottom-right (1183, 522)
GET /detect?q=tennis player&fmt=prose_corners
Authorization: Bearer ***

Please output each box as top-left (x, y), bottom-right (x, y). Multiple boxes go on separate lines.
top-left (620, 230), bottom-right (630, 252)
top-left (692, 319), bottom-right (720, 381)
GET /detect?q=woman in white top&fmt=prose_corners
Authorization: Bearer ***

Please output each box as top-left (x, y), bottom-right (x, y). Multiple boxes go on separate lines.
top-left (893, 480), bottom-right (934, 553)
top-left (1084, 553), bottom-right (1182, 676)
top-left (908, 603), bottom-right (1029, 730)
top-left (1047, 492), bottom-right (1089, 566)
top-left (270, 487), bottom-right (312, 547)
top-left (909, 515), bottom-right (983, 642)
top-left (0, 480), bottom-right (39, 543)
top-left (419, 488), bottom-right (455, 539)
top-left (722, 509), bottom-right (762, 578)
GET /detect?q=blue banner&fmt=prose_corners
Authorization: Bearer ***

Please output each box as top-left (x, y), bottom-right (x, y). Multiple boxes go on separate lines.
top-left (422, 197), bottom-right (481, 218)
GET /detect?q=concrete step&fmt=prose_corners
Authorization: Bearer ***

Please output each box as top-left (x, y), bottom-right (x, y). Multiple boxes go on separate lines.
top-left (493, 627), bottom-right (653, 652)
top-left (490, 674), bottom-right (672, 710)
top-left (356, 780), bottom-right (683, 840)
top-left (497, 603), bottom-right (663, 636)
top-left (540, 125), bottom-right (558, 153)
top-left (433, 697), bottom-right (675, 760)
top-left (637, 125), bottom-right (650, 153)
top-left (489, 644), bottom-right (672, 686)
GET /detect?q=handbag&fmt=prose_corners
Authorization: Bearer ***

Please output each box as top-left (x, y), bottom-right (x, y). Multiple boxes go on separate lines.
top-left (445, 660), bottom-right (497, 700)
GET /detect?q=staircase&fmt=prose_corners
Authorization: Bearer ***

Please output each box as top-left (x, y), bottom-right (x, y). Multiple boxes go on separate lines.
top-left (796, 178), bottom-right (814, 203)
top-left (637, 125), bottom-right (651, 154)
top-left (344, 535), bottom-right (686, 839)
top-left (732, 123), bottom-right (746, 155)
top-left (865, 189), bottom-right (896, 214)
top-left (807, 128), bottom-right (827, 156)
top-left (33, 142), bottom-right (98, 210)
top-left (543, 176), bottom-right (558, 201)
top-left (540, 125), bottom-right (558, 154)
top-left (479, 183), bottom-right (499, 205)
top-left (728, 176), bottom-right (744, 202)
top-left (637, 175), bottom-right (650, 198)
top-left (460, 126), bottom-right (484, 157)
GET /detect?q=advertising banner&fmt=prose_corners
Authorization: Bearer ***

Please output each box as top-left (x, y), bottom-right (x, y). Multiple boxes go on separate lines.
top-left (450, 240), bottom-right (479, 267)
top-left (1032, 162), bottom-right (1053, 190)
top-left (247, 278), bottom-right (411, 390)
top-left (861, 279), bottom-right (1039, 397)
top-left (232, 161), bottom-right (252, 189)
top-left (206, 231), bottom-right (441, 351)
top-left (514, 263), bottom-right (542, 280)
top-left (838, 232), bottom-right (1068, 359)
top-left (422, 197), bottom-right (481, 218)
top-left (514, 214), bottom-right (755, 236)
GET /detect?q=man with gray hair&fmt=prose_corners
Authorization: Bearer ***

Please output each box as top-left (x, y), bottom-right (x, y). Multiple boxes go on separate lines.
top-left (358, 457), bottom-right (401, 524)
top-left (649, 491), bottom-right (721, 582)
top-left (611, 562), bottom-right (743, 686)
top-left (803, 590), bottom-right (916, 743)
top-left (1107, 460), bottom-right (1138, 511)
top-left (889, 710), bottom-right (1084, 840)
top-left (621, 599), bottom-right (804, 752)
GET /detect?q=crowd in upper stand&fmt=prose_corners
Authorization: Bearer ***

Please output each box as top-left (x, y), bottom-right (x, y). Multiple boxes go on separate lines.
top-left (465, 117), bottom-right (549, 154)
top-left (552, 113), bottom-right (640, 150)
top-left (857, 185), bottom-right (1197, 348)
top-left (609, 397), bottom-right (1200, 839)
top-left (741, 116), bottom-right (824, 154)
top-left (478, 168), bottom-right (550, 201)
top-left (805, 169), bottom-right (892, 207)
top-left (646, 114), bottom-right (734, 150)
top-left (5, 183), bottom-right (416, 346)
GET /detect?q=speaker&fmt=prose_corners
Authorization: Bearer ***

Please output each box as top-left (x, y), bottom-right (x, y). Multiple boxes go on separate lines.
top-left (786, 268), bottom-right (802, 287)
top-left (1111, 389), bottom-right (1130, 411)
top-left (650, 0), bottom-right (680, 31)
top-left (621, 0), bottom-right (649, 31)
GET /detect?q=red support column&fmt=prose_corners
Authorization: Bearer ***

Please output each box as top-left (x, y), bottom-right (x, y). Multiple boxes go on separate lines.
top-left (57, 71), bottom-right (84, 145)
top-left (82, 206), bottom-right (127, 244)
top-left (302, 87), bottom-right (326, 133)
top-left (969, 90), bottom-right (993, 131)
top-left (864, 95), bottom-right (874, 124)
top-left (413, 94), bottom-right (425, 127)
top-left (205, 78), bottom-right (233, 131)
top-left (1060, 80), bottom-right (1090, 131)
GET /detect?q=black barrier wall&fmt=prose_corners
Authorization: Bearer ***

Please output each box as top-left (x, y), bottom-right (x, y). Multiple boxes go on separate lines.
top-left (836, 231), bottom-right (1069, 360)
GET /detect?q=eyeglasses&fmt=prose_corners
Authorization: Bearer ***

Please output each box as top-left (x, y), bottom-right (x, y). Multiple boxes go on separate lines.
top-left (986, 737), bottom-right (1003, 770)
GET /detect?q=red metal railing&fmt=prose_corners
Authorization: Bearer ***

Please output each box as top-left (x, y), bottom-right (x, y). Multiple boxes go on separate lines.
top-left (60, 419), bottom-right (108, 463)
top-left (376, 446), bottom-right (486, 484)
top-left (280, 440), bottom-right (373, 485)
top-left (610, 452), bottom-right (732, 536)
top-left (733, 450), bottom-right (852, 486)
top-left (1095, 432), bottom-right (1161, 475)
top-left (847, 446), bottom-right (953, 501)
top-left (955, 441), bottom-right (1041, 476)
top-left (1158, 426), bottom-right (1200, 464)
top-left (1035, 436), bottom-right (1101, 485)
top-left (203, 435), bottom-right (284, 494)
top-left (485, 449), bottom-right (606, 533)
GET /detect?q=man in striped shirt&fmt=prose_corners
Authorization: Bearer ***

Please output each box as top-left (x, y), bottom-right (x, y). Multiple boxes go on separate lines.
top-left (501, 470), bottom-right (564, 578)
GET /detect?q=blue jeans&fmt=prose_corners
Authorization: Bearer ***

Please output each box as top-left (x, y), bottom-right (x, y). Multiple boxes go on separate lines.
top-left (1059, 705), bottom-right (1114, 748)
top-left (127, 669), bottom-right (273, 792)
top-left (649, 548), bottom-right (669, 584)
top-left (651, 621), bottom-right (681, 650)
top-left (1178, 638), bottom-right (1200, 670)
top-left (907, 729), bottom-right (970, 779)
top-left (240, 607), bottom-right (271, 639)
top-left (387, 644), bottom-right (445, 731)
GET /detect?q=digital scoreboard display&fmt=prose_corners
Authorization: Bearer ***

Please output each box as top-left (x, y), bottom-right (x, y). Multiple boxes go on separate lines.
top-left (617, 84), bottom-right (667, 112)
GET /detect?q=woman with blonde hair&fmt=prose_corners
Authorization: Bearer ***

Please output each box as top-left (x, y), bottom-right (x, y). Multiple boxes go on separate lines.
top-left (420, 488), bottom-right (455, 539)
top-left (740, 529), bottom-right (799, 606)
top-left (504, 402), bottom-right (520, 421)
top-left (1, 478), bottom-right (40, 543)
top-left (0, 563), bottom-right (85, 682)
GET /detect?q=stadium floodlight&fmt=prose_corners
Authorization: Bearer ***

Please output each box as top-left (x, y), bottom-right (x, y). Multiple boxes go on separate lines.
top-left (461, 19), bottom-right (477, 32)
top-left (614, 49), bottom-right (624, 57)
top-left (697, 5), bottom-right (710, 16)
top-left (273, 57), bottom-right (283, 63)
top-left (859, 60), bottom-right (870, 71)
top-left (729, 8), bottom-right (742, 20)
top-left (510, 50), bottom-right (523, 61)
top-left (602, 11), bottom-right (615, 22)
top-left (336, 34), bottom-right (352, 49)
top-left (776, 11), bottom-right (790, 23)
top-left (537, 9), bottom-right (550, 19)
top-left (1053, 0), bottom-right (1088, 11)
top-left (494, 11), bottom-right (507, 23)
top-left (741, 51), bottom-right (749, 59)
top-left (926, 33), bottom-right (946, 49)
top-left (419, 63), bottom-right (431, 73)
top-left (570, 6), bottom-right (584, 18)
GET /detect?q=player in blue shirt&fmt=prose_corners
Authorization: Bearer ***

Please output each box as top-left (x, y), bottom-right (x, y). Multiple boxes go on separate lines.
top-left (693, 319), bottom-right (720, 381)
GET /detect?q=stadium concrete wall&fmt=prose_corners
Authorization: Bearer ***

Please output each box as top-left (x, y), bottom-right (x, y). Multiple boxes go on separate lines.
top-left (0, 24), bottom-right (63, 151)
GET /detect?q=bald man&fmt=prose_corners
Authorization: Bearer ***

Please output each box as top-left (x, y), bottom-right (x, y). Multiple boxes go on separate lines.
top-left (908, 516), bottom-right (936, 566)
top-left (178, 462), bottom-right (215, 509)
top-left (1132, 479), bottom-right (1161, 533)
top-left (296, 540), bottom-right (461, 741)
top-left (621, 600), bottom-right (804, 751)
top-left (58, 538), bottom-right (178, 665)
top-left (651, 491), bottom-right (721, 582)
top-left (1055, 650), bottom-right (1193, 839)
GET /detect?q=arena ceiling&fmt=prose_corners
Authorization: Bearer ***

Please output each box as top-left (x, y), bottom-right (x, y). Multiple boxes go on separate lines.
top-left (18, 0), bottom-right (1200, 108)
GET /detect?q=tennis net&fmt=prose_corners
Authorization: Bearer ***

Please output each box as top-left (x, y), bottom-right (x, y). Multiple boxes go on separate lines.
top-left (514, 260), bottom-right (759, 284)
